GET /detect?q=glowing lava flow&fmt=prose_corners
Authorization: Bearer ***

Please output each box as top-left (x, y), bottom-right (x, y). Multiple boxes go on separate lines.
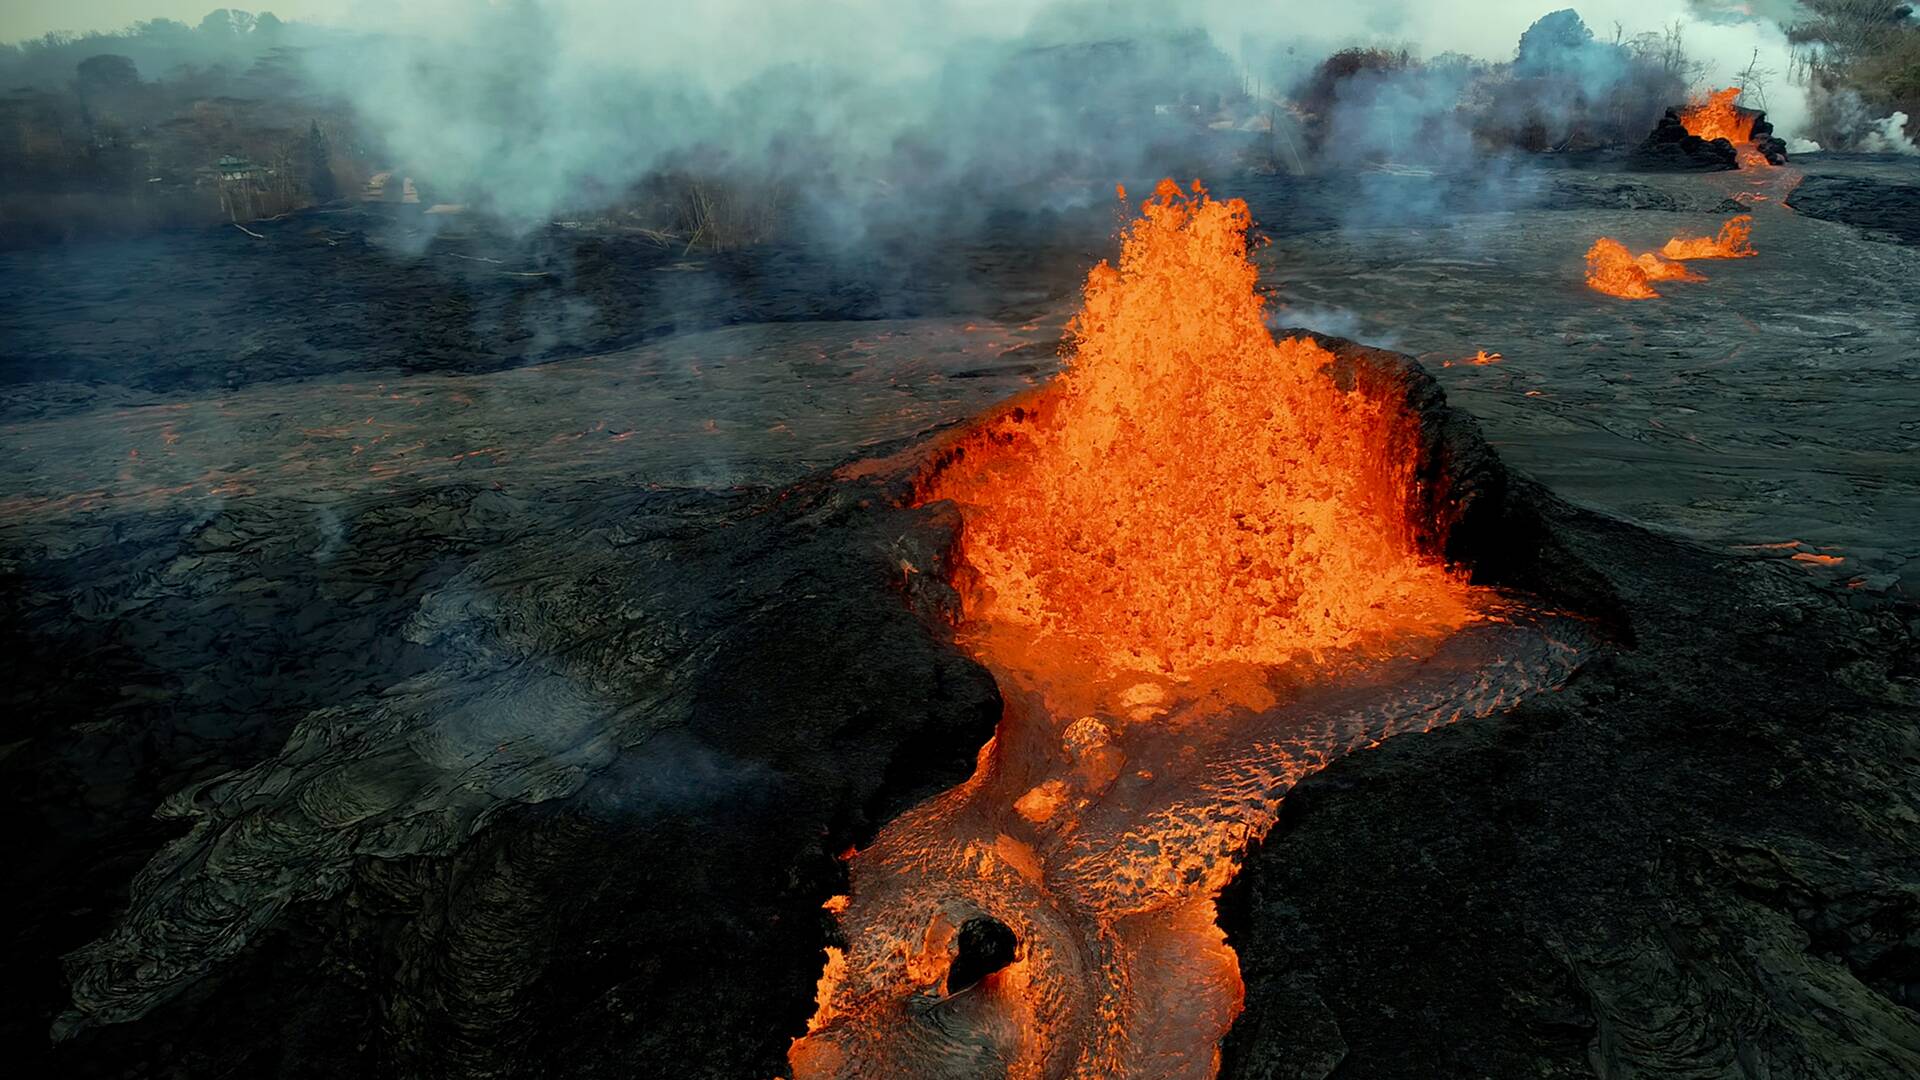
top-left (789, 182), bottom-right (1586, 1078)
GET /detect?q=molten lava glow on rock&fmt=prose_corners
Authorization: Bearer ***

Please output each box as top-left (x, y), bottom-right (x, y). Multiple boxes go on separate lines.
top-left (1680, 87), bottom-right (1757, 145)
top-left (805, 946), bottom-right (849, 1035)
top-left (1635, 252), bottom-right (1706, 283)
top-left (1660, 214), bottom-right (1756, 260)
top-left (916, 179), bottom-right (1469, 673)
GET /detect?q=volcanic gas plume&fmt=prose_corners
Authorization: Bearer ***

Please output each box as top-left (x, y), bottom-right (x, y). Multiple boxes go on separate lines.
top-left (789, 182), bottom-right (1587, 1078)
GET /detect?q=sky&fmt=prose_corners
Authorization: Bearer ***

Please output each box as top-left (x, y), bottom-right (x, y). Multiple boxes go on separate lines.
top-left (3, 2), bottom-right (1847, 226)
top-left (5, 1), bottom-right (1809, 54)
top-left (1, 2), bottom-right (337, 43)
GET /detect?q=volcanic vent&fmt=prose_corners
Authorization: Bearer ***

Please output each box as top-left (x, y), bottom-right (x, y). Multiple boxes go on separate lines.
top-left (919, 181), bottom-right (1471, 673)
top-left (790, 182), bottom-right (1590, 1078)
top-left (1632, 86), bottom-right (1790, 170)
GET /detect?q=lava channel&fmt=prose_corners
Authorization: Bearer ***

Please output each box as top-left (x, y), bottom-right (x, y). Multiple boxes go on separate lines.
top-left (789, 180), bottom-right (1590, 1078)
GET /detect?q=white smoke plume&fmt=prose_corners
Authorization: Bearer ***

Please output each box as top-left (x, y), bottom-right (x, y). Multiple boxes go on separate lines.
top-left (298, 1), bottom-right (1823, 225)
top-left (1864, 112), bottom-right (1919, 154)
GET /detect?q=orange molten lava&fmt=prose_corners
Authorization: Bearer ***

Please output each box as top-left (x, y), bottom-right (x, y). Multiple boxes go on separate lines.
top-left (1679, 87), bottom-right (1757, 144)
top-left (1585, 237), bottom-right (1660, 299)
top-left (1587, 215), bottom-right (1754, 299)
top-left (1635, 252), bottom-right (1706, 283)
top-left (1660, 214), bottom-right (1756, 260)
top-left (917, 180), bottom-right (1469, 673)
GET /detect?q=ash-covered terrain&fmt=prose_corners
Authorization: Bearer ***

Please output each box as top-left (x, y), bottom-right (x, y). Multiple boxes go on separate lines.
top-left (3, 148), bottom-right (1918, 1080)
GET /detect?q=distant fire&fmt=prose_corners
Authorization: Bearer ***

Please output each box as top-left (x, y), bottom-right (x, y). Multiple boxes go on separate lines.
top-left (1586, 215), bottom-right (1755, 299)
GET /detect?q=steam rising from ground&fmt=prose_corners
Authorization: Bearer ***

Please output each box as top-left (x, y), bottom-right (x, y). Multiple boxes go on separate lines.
top-left (305, 0), bottom-right (1824, 227)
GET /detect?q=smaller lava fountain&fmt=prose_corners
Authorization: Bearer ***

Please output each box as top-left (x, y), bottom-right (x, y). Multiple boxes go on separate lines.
top-left (1660, 215), bottom-right (1757, 260)
top-left (1636, 252), bottom-right (1706, 282)
top-left (1441, 350), bottom-right (1502, 368)
top-left (1585, 215), bottom-right (1756, 299)
top-left (1585, 238), bottom-right (1663, 300)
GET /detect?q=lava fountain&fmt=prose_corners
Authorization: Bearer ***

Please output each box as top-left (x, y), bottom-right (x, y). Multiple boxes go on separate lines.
top-left (921, 180), bottom-right (1472, 674)
top-left (1679, 87), bottom-right (1769, 169)
top-left (1585, 237), bottom-right (1664, 300)
top-left (1660, 214), bottom-right (1756, 260)
top-left (1586, 215), bottom-right (1756, 299)
top-left (790, 181), bottom-right (1587, 1078)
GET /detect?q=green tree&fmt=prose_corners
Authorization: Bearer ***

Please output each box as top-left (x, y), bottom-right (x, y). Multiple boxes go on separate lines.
top-left (75, 54), bottom-right (140, 98)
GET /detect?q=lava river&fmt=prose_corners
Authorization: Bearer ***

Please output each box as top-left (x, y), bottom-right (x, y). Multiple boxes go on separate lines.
top-left (789, 182), bottom-right (1590, 1078)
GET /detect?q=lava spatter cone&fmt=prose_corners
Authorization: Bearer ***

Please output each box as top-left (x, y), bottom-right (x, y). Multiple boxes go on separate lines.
top-left (789, 181), bottom-right (1590, 1079)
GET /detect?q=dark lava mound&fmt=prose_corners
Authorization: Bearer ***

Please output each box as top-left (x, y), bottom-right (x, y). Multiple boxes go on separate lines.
top-left (1628, 104), bottom-right (1790, 171)
top-left (1629, 109), bottom-right (1740, 172)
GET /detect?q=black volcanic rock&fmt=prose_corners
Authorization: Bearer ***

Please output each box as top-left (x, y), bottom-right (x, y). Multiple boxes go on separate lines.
top-left (4, 472), bottom-right (1003, 1078)
top-left (1788, 173), bottom-right (1920, 245)
top-left (1627, 109), bottom-right (1738, 171)
top-left (6, 328), bottom-right (1915, 1080)
top-left (946, 915), bottom-right (1019, 993)
top-left (1747, 110), bottom-right (1791, 166)
top-left (1214, 354), bottom-right (1920, 1079)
